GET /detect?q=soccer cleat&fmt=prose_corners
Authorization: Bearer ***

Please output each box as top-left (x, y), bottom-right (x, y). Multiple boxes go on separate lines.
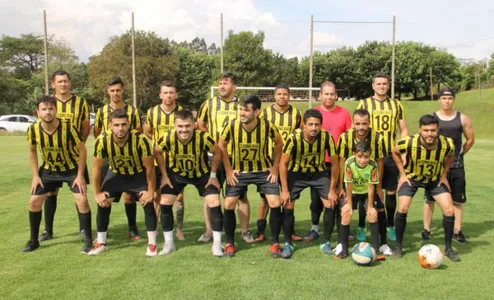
top-left (445, 248), bottom-right (460, 262)
top-left (242, 231), bottom-right (255, 243)
top-left (88, 243), bottom-right (108, 256)
top-left (81, 240), bottom-right (93, 254)
top-left (146, 244), bottom-right (158, 257)
top-left (280, 243), bottom-right (294, 259)
top-left (421, 229), bottom-right (432, 240)
top-left (320, 241), bottom-right (332, 255)
top-left (375, 251), bottom-right (386, 261)
top-left (332, 243), bottom-right (343, 255)
top-left (159, 243), bottom-right (176, 256)
top-left (334, 251), bottom-right (348, 260)
top-left (291, 233), bottom-right (303, 242)
top-left (212, 243), bottom-right (223, 257)
top-left (303, 230), bottom-right (319, 242)
top-left (387, 227), bottom-right (397, 241)
top-left (224, 243), bottom-right (236, 257)
top-left (197, 233), bottom-right (212, 243)
top-left (270, 243), bottom-right (281, 258)
top-left (357, 227), bottom-right (366, 242)
top-left (453, 231), bottom-right (467, 244)
top-left (379, 244), bottom-right (393, 256)
top-left (175, 229), bottom-right (185, 241)
top-left (39, 231), bottom-right (53, 242)
top-left (21, 240), bottom-right (40, 252)
top-left (127, 231), bottom-right (141, 241)
top-left (254, 233), bottom-right (265, 243)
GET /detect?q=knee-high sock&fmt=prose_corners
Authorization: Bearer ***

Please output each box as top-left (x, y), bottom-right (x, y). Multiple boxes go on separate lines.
top-left (370, 222), bottom-right (380, 251)
top-left (176, 207), bottom-right (184, 230)
top-left (283, 208), bottom-right (294, 244)
top-left (43, 195), bottom-right (57, 234)
top-left (340, 224), bottom-right (350, 254)
top-left (386, 194), bottom-right (397, 227)
top-left (310, 188), bottom-right (323, 225)
top-left (125, 202), bottom-right (137, 232)
top-left (143, 204), bottom-right (156, 231)
top-left (75, 203), bottom-right (83, 231)
top-left (378, 211), bottom-right (388, 246)
top-left (269, 207), bottom-right (282, 244)
top-left (209, 206), bottom-right (223, 232)
top-left (29, 211), bottom-right (42, 241)
top-left (224, 209), bottom-right (236, 244)
top-left (323, 207), bottom-right (335, 241)
top-left (79, 212), bottom-right (92, 241)
top-left (257, 219), bottom-right (267, 235)
top-left (358, 202), bottom-right (366, 228)
top-left (394, 212), bottom-right (407, 248)
top-left (160, 204), bottom-right (174, 232)
top-left (96, 206), bottom-right (112, 232)
top-left (443, 215), bottom-right (455, 250)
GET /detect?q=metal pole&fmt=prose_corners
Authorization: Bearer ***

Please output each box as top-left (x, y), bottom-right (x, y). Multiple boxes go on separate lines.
top-left (131, 12), bottom-right (137, 107)
top-left (430, 67), bottom-right (433, 101)
top-left (478, 67), bottom-right (482, 101)
top-left (220, 13), bottom-right (224, 74)
top-left (309, 15), bottom-right (314, 108)
top-left (391, 15), bottom-right (396, 100)
top-left (43, 10), bottom-right (49, 95)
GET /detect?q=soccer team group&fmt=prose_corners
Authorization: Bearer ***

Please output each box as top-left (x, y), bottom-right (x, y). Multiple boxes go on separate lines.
top-left (21, 70), bottom-right (474, 263)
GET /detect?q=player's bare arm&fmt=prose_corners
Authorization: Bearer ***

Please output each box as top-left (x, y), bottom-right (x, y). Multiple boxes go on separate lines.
top-left (268, 134), bottom-right (283, 183)
top-left (72, 142), bottom-right (87, 195)
top-left (342, 182), bottom-right (353, 216)
top-left (81, 120), bottom-right (90, 142)
top-left (153, 145), bottom-right (172, 189)
top-left (28, 143), bottom-right (43, 194)
top-left (440, 154), bottom-right (455, 190)
top-left (279, 153), bottom-right (291, 206)
top-left (461, 114), bottom-right (475, 155)
top-left (329, 154), bottom-right (339, 204)
top-left (399, 119), bottom-right (408, 138)
top-left (392, 144), bottom-right (410, 191)
top-left (218, 138), bottom-right (238, 186)
top-left (93, 126), bottom-right (102, 139)
top-left (197, 119), bottom-right (208, 132)
top-left (92, 156), bottom-right (109, 207)
top-left (367, 183), bottom-right (377, 219)
top-left (338, 157), bottom-right (345, 196)
top-left (205, 145), bottom-right (221, 190)
top-left (139, 155), bottom-right (156, 206)
top-left (143, 123), bottom-right (153, 139)
top-left (376, 157), bottom-right (384, 201)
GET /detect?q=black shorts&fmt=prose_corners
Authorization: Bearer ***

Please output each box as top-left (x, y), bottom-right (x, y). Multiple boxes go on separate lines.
top-left (161, 171), bottom-right (219, 197)
top-left (382, 155), bottom-right (398, 191)
top-left (339, 193), bottom-right (385, 210)
top-left (101, 170), bottom-right (148, 200)
top-left (218, 161), bottom-right (246, 199)
top-left (225, 171), bottom-right (279, 198)
top-left (424, 168), bottom-right (466, 204)
top-left (398, 178), bottom-right (450, 198)
top-left (33, 168), bottom-right (89, 195)
top-left (289, 171), bottom-right (329, 201)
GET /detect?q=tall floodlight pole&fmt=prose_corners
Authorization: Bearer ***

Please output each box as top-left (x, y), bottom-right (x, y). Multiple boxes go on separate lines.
top-left (43, 10), bottom-right (49, 95)
top-left (131, 12), bottom-right (137, 107)
top-left (309, 15), bottom-right (314, 108)
top-left (391, 15), bottom-right (396, 100)
top-left (220, 13), bottom-right (224, 74)
top-left (430, 67), bottom-right (433, 101)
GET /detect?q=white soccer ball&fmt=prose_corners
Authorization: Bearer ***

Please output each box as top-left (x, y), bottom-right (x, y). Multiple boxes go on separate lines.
top-left (418, 244), bottom-right (443, 269)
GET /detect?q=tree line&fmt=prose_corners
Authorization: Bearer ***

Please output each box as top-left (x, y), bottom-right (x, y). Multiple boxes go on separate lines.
top-left (1, 31), bottom-right (493, 115)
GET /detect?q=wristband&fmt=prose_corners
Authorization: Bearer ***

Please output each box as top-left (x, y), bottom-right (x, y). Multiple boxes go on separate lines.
top-left (210, 172), bottom-right (217, 178)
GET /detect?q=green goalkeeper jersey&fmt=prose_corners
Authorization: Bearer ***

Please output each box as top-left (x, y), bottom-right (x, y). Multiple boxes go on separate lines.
top-left (344, 156), bottom-right (379, 195)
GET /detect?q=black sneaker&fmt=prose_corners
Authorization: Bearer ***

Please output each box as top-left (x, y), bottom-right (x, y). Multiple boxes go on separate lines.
top-left (39, 231), bottom-right (53, 242)
top-left (445, 248), bottom-right (461, 262)
top-left (391, 247), bottom-right (403, 257)
top-left (81, 240), bottom-right (93, 254)
top-left (21, 240), bottom-right (40, 252)
top-left (453, 231), bottom-right (467, 244)
top-left (421, 229), bottom-right (431, 240)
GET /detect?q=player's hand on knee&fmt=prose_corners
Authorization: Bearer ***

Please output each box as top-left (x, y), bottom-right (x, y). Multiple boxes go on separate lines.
top-left (341, 203), bottom-right (352, 216)
top-left (226, 170), bottom-right (239, 186)
top-left (397, 174), bottom-right (411, 192)
top-left (205, 178), bottom-right (220, 190)
top-left (139, 191), bottom-right (154, 206)
top-left (367, 207), bottom-right (377, 220)
top-left (281, 191), bottom-right (291, 206)
top-left (95, 192), bottom-right (110, 207)
top-left (160, 176), bottom-right (173, 189)
top-left (31, 176), bottom-right (44, 195)
top-left (438, 176), bottom-right (451, 191)
top-left (328, 190), bottom-right (338, 206)
top-left (267, 167), bottom-right (278, 183)
top-left (72, 175), bottom-right (87, 195)
top-left (376, 189), bottom-right (384, 202)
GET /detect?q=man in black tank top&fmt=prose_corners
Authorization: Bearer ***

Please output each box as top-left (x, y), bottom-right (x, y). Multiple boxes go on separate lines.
top-left (422, 88), bottom-right (475, 243)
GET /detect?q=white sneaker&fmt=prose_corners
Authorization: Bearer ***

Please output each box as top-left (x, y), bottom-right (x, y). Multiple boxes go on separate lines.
top-left (159, 243), bottom-right (176, 256)
top-left (88, 243), bottom-right (108, 256)
top-left (212, 243), bottom-right (223, 257)
top-left (332, 243), bottom-right (342, 255)
top-left (146, 244), bottom-right (157, 257)
top-left (379, 244), bottom-right (393, 256)
top-left (197, 233), bottom-right (212, 243)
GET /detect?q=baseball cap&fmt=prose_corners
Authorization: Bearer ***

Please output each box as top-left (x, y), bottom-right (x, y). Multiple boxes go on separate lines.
top-left (438, 87), bottom-right (455, 98)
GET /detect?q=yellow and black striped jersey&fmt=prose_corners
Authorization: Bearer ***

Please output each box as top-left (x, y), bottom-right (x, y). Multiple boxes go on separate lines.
top-left (94, 130), bottom-right (152, 175)
top-left (396, 134), bottom-right (455, 183)
top-left (337, 128), bottom-right (386, 160)
top-left (221, 118), bottom-right (280, 172)
top-left (27, 119), bottom-right (82, 172)
top-left (157, 129), bottom-right (215, 178)
top-left (55, 95), bottom-right (89, 133)
top-left (197, 95), bottom-right (240, 140)
top-left (283, 128), bottom-right (337, 172)
top-left (94, 104), bottom-right (142, 132)
top-left (145, 104), bottom-right (183, 142)
top-left (260, 104), bottom-right (302, 143)
top-left (356, 97), bottom-right (405, 151)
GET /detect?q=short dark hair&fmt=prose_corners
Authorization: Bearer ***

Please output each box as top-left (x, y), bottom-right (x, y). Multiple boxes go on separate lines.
top-left (274, 84), bottom-right (290, 94)
top-left (372, 72), bottom-right (389, 83)
top-left (240, 95), bottom-right (261, 110)
top-left (320, 81), bottom-right (336, 91)
top-left (353, 141), bottom-right (371, 154)
top-left (36, 95), bottom-right (57, 108)
top-left (419, 114), bottom-right (439, 127)
top-left (51, 70), bottom-right (70, 81)
top-left (160, 80), bottom-right (176, 90)
top-left (107, 77), bottom-right (125, 88)
top-left (303, 109), bottom-right (323, 123)
top-left (219, 72), bottom-right (236, 85)
top-left (175, 109), bottom-right (194, 121)
top-left (353, 109), bottom-right (370, 119)
top-left (109, 109), bottom-right (129, 122)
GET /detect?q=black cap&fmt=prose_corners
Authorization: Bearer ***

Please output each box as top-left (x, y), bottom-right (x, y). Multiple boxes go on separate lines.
top-left (438, 87), bottom-right (455, 98)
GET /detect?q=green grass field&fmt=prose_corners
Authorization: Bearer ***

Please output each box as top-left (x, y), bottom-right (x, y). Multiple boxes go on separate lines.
top-left (1, 89), bottom-right (494, 299)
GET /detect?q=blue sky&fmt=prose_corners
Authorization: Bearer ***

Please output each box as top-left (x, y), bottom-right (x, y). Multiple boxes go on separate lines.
top-left (1, 0), bottom-right (493, 62)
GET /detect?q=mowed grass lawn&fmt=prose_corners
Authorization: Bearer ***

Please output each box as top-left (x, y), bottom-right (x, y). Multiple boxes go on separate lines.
top-left (1, 89), bottom-right (494, 299)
